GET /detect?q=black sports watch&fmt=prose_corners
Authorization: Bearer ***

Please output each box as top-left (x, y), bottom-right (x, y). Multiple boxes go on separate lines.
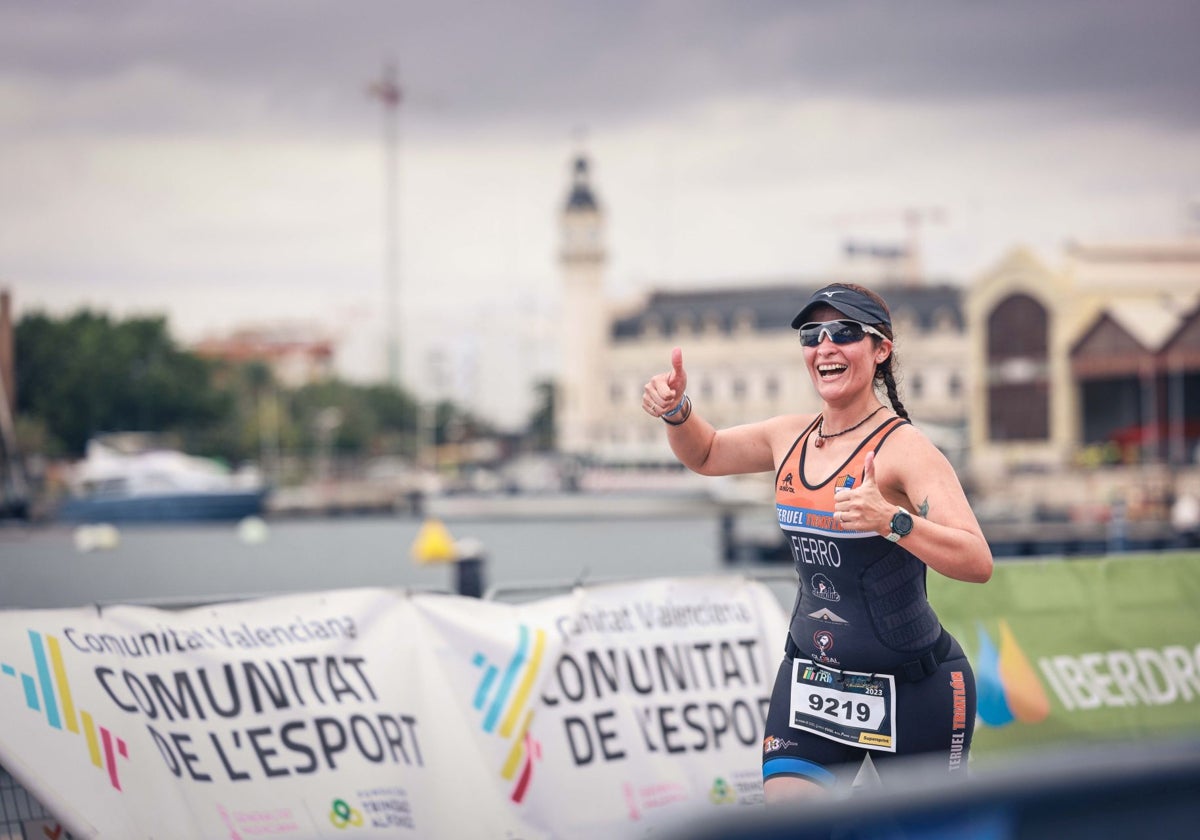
top-left (885, 507), bottom-right (914, 542)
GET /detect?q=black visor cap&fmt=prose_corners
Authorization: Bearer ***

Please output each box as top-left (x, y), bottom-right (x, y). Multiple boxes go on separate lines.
top-left (790, 285), bottom-right (892, 330)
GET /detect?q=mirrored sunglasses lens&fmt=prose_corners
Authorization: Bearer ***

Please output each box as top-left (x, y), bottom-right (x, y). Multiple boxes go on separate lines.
top-left (829, 322), bottom-right (865, 344)
top-left (798, 325), bottom-right (824, 346)
top-left (799, 321), bottom-right (865, 346)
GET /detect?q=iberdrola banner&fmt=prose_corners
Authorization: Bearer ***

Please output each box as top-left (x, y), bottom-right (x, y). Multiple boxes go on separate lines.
top-left (929, 553), bottom-right (1200, 758)
top-left (0, 576), bottom-right (787, 839)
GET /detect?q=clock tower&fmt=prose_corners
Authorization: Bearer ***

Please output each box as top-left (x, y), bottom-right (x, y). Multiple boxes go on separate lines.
top-left (557, 154), bottom-right (608, 457)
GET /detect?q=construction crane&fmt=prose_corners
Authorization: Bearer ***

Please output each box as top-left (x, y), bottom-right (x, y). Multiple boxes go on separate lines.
top-left (826, 206), bottom-right (947, 287)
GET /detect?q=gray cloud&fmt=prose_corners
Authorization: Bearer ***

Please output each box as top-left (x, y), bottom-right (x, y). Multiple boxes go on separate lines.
top-left (2, 0), bottom-right (1197, 138)
top-left (3, 0), bottom-right (1198, 424)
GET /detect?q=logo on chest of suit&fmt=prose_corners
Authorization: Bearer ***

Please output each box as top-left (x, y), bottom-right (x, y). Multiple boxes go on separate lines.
top-left (807, 607), bottom-right (848, 625)
top-left (811, 629), bottom-right (840, 665)
top-left (809, 573), bottom-right (841, 602)
top-left (777, 472), bottom-right (795, 493)
top-left (813, 630), bottom-right (835, 654)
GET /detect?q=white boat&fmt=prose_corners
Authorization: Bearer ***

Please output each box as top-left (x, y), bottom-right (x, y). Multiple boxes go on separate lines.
top-left (56, 436), bottom-right (267, 523)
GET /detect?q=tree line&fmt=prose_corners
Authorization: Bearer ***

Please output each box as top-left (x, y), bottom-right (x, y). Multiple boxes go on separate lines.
top-left (13, 310), bottom-right (555, 472)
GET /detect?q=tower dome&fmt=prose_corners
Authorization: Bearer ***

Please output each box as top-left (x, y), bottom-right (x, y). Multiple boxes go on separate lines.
top-left (560, 153), bottom-right (605, 266)
top-left (564, 155), bottom-right (599, 213)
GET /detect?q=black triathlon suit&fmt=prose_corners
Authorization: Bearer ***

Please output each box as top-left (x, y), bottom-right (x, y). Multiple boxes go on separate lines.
top-left (762, 415), bottom-right (976, 788)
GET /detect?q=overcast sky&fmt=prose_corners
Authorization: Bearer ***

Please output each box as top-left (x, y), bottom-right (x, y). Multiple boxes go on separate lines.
top-left (3, 1), bottom-right (1199, 428)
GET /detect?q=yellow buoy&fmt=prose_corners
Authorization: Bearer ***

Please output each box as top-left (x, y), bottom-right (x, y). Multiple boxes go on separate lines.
top-left (412, 518), bottom-right (458, 565)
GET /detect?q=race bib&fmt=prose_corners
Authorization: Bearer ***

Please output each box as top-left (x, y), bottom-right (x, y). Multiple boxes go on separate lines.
top-left (789, 658), bottom-right (897, 752)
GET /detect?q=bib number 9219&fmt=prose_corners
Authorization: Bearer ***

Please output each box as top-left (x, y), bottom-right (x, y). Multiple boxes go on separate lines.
top-left (789, 659), bottom-right (897, 752)
top-left (807, 692), bottom-right (875, 723)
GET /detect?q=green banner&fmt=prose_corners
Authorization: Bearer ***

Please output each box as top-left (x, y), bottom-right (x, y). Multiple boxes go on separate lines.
top-left (929, 552), bottom-right (1200, 760)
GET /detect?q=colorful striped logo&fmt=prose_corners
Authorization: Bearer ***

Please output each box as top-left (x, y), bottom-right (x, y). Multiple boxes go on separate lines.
top-left (471, 624), bottom-right (547, 803)
top-left (1, 630), bottom-right (129, 790)
top-left (975, 620), bottom-right (1051, 727)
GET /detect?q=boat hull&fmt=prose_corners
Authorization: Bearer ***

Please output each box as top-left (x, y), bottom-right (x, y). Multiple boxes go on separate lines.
top-left (56, 490), bottom-right (267, 523)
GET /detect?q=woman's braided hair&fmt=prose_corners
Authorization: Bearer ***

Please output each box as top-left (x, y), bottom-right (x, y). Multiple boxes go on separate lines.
top-left (836, 282), bottom-right (909, 421)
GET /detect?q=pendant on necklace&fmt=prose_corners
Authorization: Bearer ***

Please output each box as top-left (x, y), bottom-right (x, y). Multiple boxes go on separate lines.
top-left (814, 435), bottom-right (824, 448)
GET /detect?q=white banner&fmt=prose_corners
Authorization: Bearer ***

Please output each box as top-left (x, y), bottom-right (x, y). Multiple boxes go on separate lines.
top-left (509, 576), bottom-right (788, 837)
top-left (0, 576), bottom-right (788, 839)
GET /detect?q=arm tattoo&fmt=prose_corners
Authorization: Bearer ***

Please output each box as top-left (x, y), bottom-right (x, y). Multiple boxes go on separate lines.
top-left (918, 497), bottom-right (930, 518)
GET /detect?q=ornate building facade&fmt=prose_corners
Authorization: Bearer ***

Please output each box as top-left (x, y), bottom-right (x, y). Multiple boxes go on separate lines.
top-left (966, 243), bottom-right (1200, 498)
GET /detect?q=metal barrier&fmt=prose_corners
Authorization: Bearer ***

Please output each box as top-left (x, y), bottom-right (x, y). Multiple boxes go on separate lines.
top-left (663, 736), bottom-right (1200, 840)
top-left (0, 765), bottom-right (58, 840)
top-left (484, 568), bottom-right (798, 605)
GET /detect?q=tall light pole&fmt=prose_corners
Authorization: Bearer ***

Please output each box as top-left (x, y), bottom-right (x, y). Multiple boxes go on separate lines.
top-left (368, 63), bottom-right (402, 388)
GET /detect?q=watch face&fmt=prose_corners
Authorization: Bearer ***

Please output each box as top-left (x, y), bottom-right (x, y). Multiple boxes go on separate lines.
top-left (891, 510), bottom-right (914, 536)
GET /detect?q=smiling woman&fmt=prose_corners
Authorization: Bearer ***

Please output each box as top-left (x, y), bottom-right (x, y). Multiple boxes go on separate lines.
top-left (641, 281), bottom-right (993, 803)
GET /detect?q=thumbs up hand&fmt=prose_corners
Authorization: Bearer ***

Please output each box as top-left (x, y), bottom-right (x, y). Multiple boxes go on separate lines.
top-left (861, 450), bottom-right (879, 489)
top-left (833, 450), bottom-right (892, 534)
top-left (643, 347), bottom-right (688, 418)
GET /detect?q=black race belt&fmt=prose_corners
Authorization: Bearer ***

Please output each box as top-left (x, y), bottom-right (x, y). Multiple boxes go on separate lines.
top-left (784, 628), bottom-right (952, 684)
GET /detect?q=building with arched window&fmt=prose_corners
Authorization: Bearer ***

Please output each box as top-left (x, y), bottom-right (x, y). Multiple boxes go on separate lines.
top-left (967, 243), bottom-right (1200, 467)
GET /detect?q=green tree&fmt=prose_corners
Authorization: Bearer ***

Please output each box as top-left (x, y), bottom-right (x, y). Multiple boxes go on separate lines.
top-left (363, 384), bottom-right (420, 454)
top-left (13, 309), bottom-right (489, 475)
top-left (15, 310), bottom-right (226, 455)
top-left (187, 359), bottom-right (284, 466)
top-left (292, 380), bottom-right (371, 454)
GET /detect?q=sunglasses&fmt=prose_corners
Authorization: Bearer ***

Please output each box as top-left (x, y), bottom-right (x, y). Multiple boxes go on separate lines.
top-left (798, 319), bottom-right (886, 347)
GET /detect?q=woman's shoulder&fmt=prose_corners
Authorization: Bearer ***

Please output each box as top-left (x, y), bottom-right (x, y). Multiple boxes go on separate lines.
top-left (878, 419), bottom-right (955, 470)
top-left (764, 412), bottom-right (818, 433)
top-left (762, 412), bottom-right (818, 450)
top-left (881, 417), bottom-right (933, 447)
